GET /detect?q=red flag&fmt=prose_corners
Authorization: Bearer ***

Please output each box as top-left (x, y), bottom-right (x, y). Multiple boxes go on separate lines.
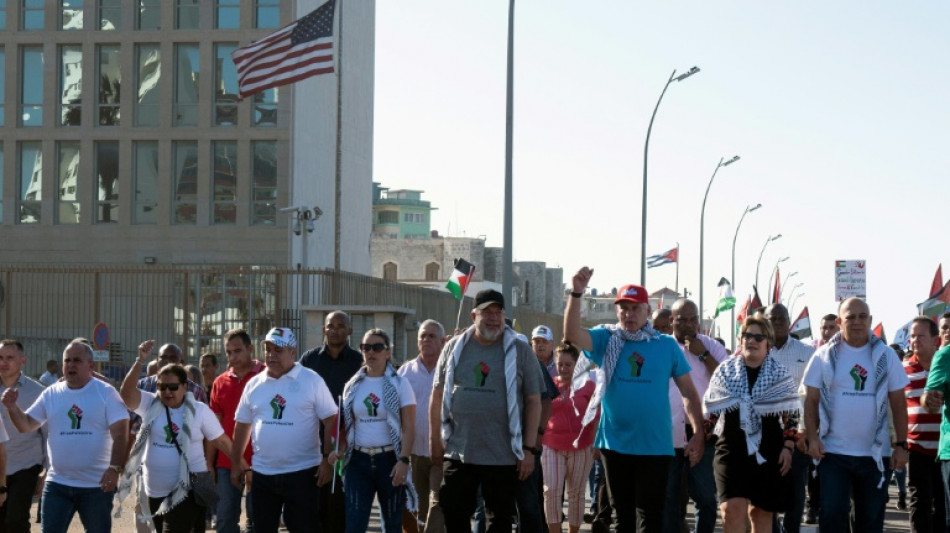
top-left (736, 295), bottom-right (751, 324)
top-left (790, 307), bottom-right (811, 339)
top-left (932, 264), bottom-right (944, 299)
top-left (872, 322), bottom-right (886, 343)
top-left (750, 290), bottom-right (763, 311)
top-left (772, 267), bottom-right (782, 305)
top-left (231, 0), bottom-right (336, 99)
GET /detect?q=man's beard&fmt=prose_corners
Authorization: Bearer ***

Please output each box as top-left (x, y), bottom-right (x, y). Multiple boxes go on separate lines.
top-left (477, 324), bottom-right (503, 342)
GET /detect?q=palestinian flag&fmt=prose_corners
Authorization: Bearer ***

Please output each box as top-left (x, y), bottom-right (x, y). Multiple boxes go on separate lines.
top-left (446, 258), bottom-right (475, 300)
top-left (714, 278), bottom-right (735, 318)
top-left (790, 307), bottom-right (812, 340)
top-left (772, 267), bottom-right (781, 305)
top-left (647, 247), bottom-right (678, 268)
top-left (932, 264), bottom-right (944, 299)
top-left (872, 322), bottom-right (886, 343)
top-left (735, 294), bottom-right (752, 336)
top-left (918, 279), bottom-right (950, 319)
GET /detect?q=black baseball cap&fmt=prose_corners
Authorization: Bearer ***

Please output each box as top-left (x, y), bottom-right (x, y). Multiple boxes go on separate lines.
top-left (474, 289), bottom-right (505, 310)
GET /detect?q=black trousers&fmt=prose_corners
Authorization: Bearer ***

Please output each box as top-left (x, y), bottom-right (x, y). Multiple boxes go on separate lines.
top-left (601, 449), bottom-right (671, 533)
top-left (0, 464), bottom-right (41, 533)
top-left (148, 491), bottom-right (205, 533)
top-left (440, 459), bottom-right (518, 533)
top-left (909, 449), bottom-right (946, 533)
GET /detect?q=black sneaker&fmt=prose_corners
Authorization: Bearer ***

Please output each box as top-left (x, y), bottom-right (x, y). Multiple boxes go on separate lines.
top-left (897, 492), bottom-right (907, 511)
top-left (804, 507), bottom-right (818, 524)
top-left (584, 513), bottom-right (594, 524)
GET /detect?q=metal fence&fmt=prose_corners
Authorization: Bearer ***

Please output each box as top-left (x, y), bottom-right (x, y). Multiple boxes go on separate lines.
top-left (0, 265), bottom-right (564, 381)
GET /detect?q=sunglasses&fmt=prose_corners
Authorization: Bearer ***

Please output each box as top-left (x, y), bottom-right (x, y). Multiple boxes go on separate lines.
top-left (158, 383), bottom-right (182, 392)
top-left (359, 343), bottom-right (389, 353)
top-left (741, 333), bottom-right (768, 343)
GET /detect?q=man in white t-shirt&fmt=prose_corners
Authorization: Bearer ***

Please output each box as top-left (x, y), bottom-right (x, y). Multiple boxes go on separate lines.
top-left (2, 340), bottom-right (129, 533)
top-left (802, 298), bottom-right (909, 533)
top-left (230, 327), bottom-right (338, 533)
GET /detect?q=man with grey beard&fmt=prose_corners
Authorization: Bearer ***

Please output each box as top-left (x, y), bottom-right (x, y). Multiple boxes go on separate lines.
top-left (430, 289), bottom-right (544, 532)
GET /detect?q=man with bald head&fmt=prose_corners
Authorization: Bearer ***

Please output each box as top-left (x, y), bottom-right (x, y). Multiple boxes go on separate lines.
top-left (134, 342), bottom-right (208, 403)
top-left (763, 303), bottom-right (814, 533)
top-left (664, 298), bottom-right (727, 533)
top-left (652, 308), bottom-right (673, 335)
top-left (802, 298), bottom-right (909, 532)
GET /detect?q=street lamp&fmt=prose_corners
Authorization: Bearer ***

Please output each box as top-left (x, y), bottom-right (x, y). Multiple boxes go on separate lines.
top-left (699, 155), bottom-right (740, 322)
top-left (641, 65), bottom-right (700, 285)
top-left (779, 274), bottom-right (800, 302)
top-left (731, 203), bottom-right (761, 350)
top-left (767, 256), bottom-right (790, 304)
top-left (755, 234), bottom-right (782, 299)
top-left (280, 205), bottom-right (323, 269)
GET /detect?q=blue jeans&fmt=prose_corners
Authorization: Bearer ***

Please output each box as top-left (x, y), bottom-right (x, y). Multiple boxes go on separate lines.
top-left (251, 466), bottom-right (321, 533)
top-left (344, 451), bottom-right (405, 533)
top-left (662, 449), bottom-right (688, 533)
top-left (589, 458), bottom-right (604, 510)
top-left (41, 481), bottom-right (115, 533)
top-left (216, 467), bottom-right (253, 533)
top-left (818, 453), bottom-right (887, 533)
top-left (687, 440), bottom-right (718, 533)
top-left (516, 453), bottom-right (544, 533)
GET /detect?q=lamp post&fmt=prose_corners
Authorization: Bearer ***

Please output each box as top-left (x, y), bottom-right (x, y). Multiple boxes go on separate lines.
top-left (767, 256), bottom-right (790, 304)
top-left (779, 274), bottom-right (799, 302)
top-left (789, 291), bottom-right (806, 318)
top-left (699, 155), bottom-right (740, 322)
top-left (731, 203), bottom-right (761, 349)
top-left (279, 205), bottom-right (323, 270)
top-left (502, 0), bottom-right (516, 303)
top-left (641, 65), bottom-right (700, 285)
top-left (755, 234), bottom-right (782, 299)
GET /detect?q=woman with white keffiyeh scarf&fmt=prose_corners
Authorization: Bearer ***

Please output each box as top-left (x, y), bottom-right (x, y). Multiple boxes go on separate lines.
top-left (703, 316), bottom-right (801, 533)
top-left (330, 328), bottom-right (417, 533)
top-left (116, 360), bottom-right (241, 533)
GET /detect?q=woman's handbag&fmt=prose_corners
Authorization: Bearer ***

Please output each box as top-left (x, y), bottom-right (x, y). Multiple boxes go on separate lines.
top-left (165, 406), bottom-right (219, 508)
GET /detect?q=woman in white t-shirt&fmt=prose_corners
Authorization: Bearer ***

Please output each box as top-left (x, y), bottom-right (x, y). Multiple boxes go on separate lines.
top-left (330, 328), bottom-right (416, 533)
top-left (117, 363), bottom-right (243, 532)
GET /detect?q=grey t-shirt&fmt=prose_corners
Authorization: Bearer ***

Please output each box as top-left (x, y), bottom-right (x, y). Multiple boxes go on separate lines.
top-left (434, 333), bottom-right (543, 465)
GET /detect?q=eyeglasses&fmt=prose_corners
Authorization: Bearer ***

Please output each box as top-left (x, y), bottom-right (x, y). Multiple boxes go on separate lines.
top-left (158, 383), bottom-right (182, 392)
top-left (741, 333), bottom-right (767, 343)
top-left (360, 343), bottom-right (389, 353)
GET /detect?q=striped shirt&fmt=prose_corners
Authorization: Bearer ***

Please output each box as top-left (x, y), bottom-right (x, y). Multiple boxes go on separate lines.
top-left (769, 336), bottom-right (815, 389)
top-left (905, 354), bottom-right (940, 455)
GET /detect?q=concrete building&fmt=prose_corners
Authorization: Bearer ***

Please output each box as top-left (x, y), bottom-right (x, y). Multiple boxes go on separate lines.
top-left (0, 0), bottom-right (373, 273)
top-left (370, 184), bottom-right (563, 314)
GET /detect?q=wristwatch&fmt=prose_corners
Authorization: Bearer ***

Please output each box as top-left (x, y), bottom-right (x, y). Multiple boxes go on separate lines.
top-left (108, 465), bottom-right (123, 474)
top-left (894, 441), bottom-right (909, 451)
top-left (523, 446), bottom-right (541, 456)
top-left (399, 456), bottom-right (411, 465)
top-left (698, 350), bottom-right (710, 362)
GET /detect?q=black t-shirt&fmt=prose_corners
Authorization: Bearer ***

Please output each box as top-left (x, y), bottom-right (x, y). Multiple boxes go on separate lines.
top-left (299, 344), bottom-right (363, 403)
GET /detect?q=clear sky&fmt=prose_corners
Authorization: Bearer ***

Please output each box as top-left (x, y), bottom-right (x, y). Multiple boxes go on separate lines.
top-left (374, 1), bottom-right (950, 344)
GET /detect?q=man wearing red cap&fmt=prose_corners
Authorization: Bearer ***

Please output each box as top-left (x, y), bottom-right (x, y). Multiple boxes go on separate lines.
top-left (564, 267), bottom-right (705, 533)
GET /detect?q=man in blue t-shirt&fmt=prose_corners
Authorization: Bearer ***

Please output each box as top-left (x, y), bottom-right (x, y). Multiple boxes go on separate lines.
top-left (564, 266), bottom-right (705, 533)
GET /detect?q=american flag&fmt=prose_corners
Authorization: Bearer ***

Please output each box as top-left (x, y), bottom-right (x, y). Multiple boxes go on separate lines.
top-left (231, 0), bottom-right (336, 100)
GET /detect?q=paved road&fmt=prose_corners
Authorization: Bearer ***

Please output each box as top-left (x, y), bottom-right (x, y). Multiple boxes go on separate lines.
top-left (29, 481), bottom-right (913, 532)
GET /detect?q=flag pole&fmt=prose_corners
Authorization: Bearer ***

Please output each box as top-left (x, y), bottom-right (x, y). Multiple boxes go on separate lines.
top-left (675, 242), bottom-right (680, 295)
top-left (502, 0), bottom-right (515, 306)
top-left (332, 0), bottom-right (344, 301)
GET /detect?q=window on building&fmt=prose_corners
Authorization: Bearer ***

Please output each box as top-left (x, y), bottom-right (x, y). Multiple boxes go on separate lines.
top-left (174, 44), bottom-right (199, 126)
top-left (59, 45), bottom-right (82, 126)
top-left (403, 213), bottom-right (425, 223)
top-left (60, 0), bottom-right (82, 29)
top-left (135, 44), bottom-right (160, 126)
top-left (254, 0), bottom-right (279, 28)
top-left (383, 262), bottom-right (397, 281)
top-left (137, 0), bottom-right (160, 30)
top-left (214, 43), bottom-right (238, 126)
top-left (57, 142), bottom-right (80, 224)
top-left (19, 142), bottom-right (42, 224)
top-left (253, 88), bottom-right (278, 127)
top-left (22, 0), bottom-right (43, 30)
top-left (98, 0), bottom-right (120, 30)
top-left (173, 141), bottom-right (198, 224)
top-left (425, 262), bottom-right (440, 281)
top-left (213, 141), bottom-right (237, 224)
top-left (97, 45), bottom-right (120, 125)
top-left (215, 0), bottom-right (238, 29)
top-left (0, 1), bottom-right (6, 30)
top-left (133, 141), bottom-right (158, 224)
top-left (176, 0), bottom-right (199, 29)
top-left (251, 141), bottom-right (277, 225)
top-left (21, 46), bottom-right (43, 126)
top-left (95, 141), bottom-right (118, 223)
top-left (377, 211), bottom-right (397, 224)
top-left (0, 47), bottom-right (5, 126)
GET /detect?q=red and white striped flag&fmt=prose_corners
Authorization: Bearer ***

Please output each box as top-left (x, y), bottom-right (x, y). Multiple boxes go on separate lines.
top-left (231, 0), bottom-right (336, 100)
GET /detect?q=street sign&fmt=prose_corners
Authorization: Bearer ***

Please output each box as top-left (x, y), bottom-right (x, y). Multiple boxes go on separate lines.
top-left (93, 350), bottom-right (110, 362)
top-left (834, 260), bottom-right (867, 301)
top-left (92, 322), bottom-right (110, 350)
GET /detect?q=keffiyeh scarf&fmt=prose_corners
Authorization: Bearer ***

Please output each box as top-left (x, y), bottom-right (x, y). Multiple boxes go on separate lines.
top-left (115, 392), bottom-right (197, 530)
top-left (814, 331), bottom-right (892, 486)
top-left (342, 364), bottom-right (418, 513)
top-left (574, 322), bottom-right (660, 447)
top-left (704, 354), bottom-right (800, 464)
top-left (441, 326), bottom-right (523, 461)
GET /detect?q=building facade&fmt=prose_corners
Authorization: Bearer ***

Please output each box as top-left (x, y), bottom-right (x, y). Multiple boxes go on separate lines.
top-left (0, 0), bottom-right (373, 273)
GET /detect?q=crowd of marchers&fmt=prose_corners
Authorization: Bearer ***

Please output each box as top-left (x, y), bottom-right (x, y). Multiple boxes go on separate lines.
top-left (2, 267), bottom-right (950, 533)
